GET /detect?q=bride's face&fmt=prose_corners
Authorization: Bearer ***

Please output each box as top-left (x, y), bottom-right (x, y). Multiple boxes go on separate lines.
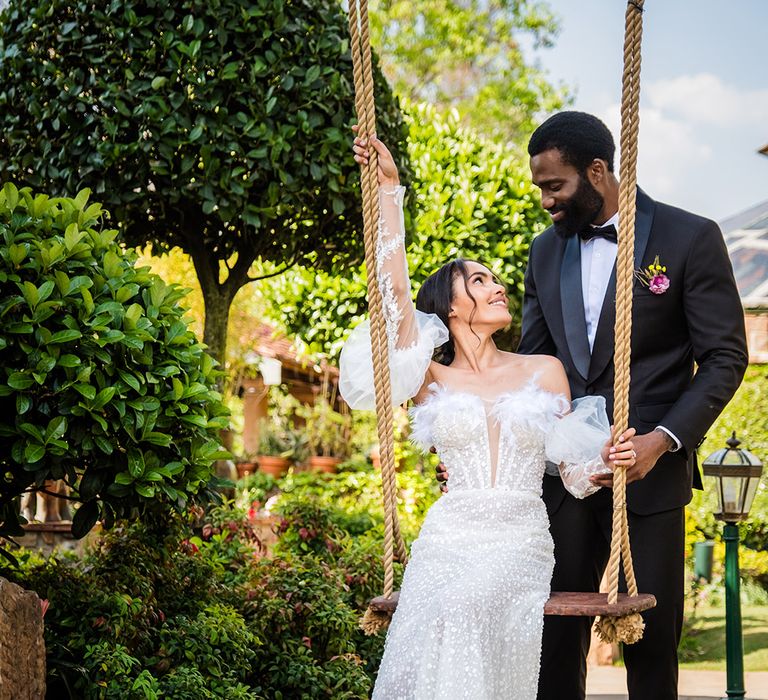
top-left (449, 261), bottom-right (511, 331)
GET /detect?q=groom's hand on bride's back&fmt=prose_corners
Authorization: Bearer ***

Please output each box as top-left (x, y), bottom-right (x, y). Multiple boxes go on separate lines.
top-left (433, 447), bottom-right (449, 493)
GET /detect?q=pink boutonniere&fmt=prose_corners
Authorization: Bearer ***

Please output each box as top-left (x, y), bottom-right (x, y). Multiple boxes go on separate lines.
top-left (635, 255), bottom-right (670, 295)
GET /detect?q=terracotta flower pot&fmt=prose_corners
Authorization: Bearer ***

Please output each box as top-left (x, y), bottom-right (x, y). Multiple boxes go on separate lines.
top-left (308, 455), bottom-right (341, 474)
top-left (257, 455), bottom-right (290, 478)
top-left (235, 461), bottom-right (257, 479)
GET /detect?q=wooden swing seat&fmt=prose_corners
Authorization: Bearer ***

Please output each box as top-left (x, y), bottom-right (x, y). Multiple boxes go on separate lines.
top-left (369, 590), bottom-right (656, 617)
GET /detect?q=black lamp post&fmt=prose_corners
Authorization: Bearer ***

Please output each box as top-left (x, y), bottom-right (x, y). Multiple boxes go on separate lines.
top-left (702, 432), bottom-right (764, 700)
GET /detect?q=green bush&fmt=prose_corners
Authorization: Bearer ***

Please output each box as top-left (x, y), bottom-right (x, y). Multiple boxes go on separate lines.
top-left (688, 365), bottom-right (768, 592)
top-left (10, 464), bottom-right (441, 695)
top-left (0, 184), bottom-right (229, 547)
top-left (245, 553), bottom-right (373, 698)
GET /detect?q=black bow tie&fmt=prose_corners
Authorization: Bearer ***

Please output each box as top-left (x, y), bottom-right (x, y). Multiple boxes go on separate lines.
top-left (579, 223), bottom-right (617, 243)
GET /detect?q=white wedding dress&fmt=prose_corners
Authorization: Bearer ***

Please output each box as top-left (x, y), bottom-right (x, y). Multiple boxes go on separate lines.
top-left (339, 186), bottom-right (610, 700)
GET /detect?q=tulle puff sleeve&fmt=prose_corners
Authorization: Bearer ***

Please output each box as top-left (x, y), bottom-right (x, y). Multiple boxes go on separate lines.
top-left (338, 185), bottom-right (449, 411)
top-left (545, 395), bottom-right (612, 499)
top-left (339, 311), bottom-right (449, 410)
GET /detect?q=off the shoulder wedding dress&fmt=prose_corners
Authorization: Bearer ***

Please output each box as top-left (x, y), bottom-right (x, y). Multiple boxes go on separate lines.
top-left (339, 186), bottom-right (611, 700)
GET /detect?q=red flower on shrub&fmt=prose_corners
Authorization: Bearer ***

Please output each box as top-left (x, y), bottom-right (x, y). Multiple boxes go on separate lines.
top-left (298, 527), bottom-right (310, 540)
top-left (39, 599), bottom-right (49, 619)
top-left (180, 539), bottom-right (199, 555)
top-left (201, 523), bottom-right (213, 540)
top-left (302, 636), bottom-right (312, 649)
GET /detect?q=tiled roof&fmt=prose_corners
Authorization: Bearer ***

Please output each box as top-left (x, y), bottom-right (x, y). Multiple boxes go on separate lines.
top-left (722, 199), bottom-right (768, 309)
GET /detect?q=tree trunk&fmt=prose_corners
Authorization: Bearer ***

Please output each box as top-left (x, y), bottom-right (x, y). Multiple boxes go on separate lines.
top-left (201, 286), bottom-right (232, 370)
top-left (184, 223), bottom-right (255, 371)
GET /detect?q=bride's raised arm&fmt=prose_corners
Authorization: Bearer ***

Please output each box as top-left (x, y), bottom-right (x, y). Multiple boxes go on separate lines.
top-left (339, 132), bottom-right (448, 410)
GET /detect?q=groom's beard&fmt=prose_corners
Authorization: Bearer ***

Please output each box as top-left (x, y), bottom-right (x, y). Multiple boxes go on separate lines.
top-left (550, 176), bottom-right (605, 239)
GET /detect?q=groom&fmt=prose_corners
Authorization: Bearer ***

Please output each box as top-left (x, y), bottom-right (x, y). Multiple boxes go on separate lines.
top-left (519, 111), bottom-right (748, 700)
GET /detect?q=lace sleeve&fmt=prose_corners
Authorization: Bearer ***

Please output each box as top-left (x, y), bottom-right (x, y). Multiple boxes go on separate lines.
top-left (544, 396), bottom-right (612, 499)
top-left (339, 186), bottom-right (449, 411)
top-left (376, 185), bottom-right (419, 349)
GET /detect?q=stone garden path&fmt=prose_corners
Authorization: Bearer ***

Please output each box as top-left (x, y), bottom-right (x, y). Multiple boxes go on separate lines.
top-left (586, 665), bottom-right (768, 699)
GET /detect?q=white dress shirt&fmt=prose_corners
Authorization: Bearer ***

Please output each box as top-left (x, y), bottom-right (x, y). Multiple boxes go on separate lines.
top-left (579, 213), bottom-right (681, 452)
top-left (580, 213), bottom-right (619, 351)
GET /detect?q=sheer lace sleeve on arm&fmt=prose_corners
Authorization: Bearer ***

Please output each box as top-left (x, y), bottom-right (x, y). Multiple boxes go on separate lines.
top-left (544, 396), bottom-right (612, 499)
top-left (339, 186), bottom-right (449, 411)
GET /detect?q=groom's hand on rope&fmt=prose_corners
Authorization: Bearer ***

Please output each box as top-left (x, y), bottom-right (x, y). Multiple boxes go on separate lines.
top-left (622, 430), bottom-right (671, 484)
top-left (352, 125), bottom-right (400, 187)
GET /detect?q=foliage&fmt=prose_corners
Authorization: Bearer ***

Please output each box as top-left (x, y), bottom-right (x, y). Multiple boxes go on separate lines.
top-left (7, 517), bottom-right (238, 698)
top-left (262, 102), bottom-right (551, 358)
top-left (0, 0), bottom-right (410, 364)
top-left (689, 365), bottom-right (768, 558)
top-left (156, 603), bottom-right (259, 691)
top-left (9, 462), bottom-right (436, 696)
top-left (0, 185), bottom-right (228, 549)
top-left (369, 0), bottom-right (569, 141)
top-left (254, 387), bottom-right (306, 460)
top-left (276, 468), bottom-right (441, 541)
top-left (299, 394), bottom-right (352, 459)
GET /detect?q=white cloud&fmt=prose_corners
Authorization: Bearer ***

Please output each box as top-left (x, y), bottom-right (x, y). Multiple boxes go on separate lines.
top-left (600, 103), bottom-right (712, 200)
top-left (645, 73), bottom-right (768, 127)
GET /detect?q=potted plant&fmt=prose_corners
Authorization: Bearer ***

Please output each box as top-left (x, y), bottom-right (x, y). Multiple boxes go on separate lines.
top-left (234, 450), bottom-right (259, 480)
top-left (299, 394), bottom-right (351, 473)
top-left (254, 417), bottom-right (295, 478)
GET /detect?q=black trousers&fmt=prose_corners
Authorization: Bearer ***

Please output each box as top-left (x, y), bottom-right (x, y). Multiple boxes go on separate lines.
top-left (537, 486), bottom-right (685, 700)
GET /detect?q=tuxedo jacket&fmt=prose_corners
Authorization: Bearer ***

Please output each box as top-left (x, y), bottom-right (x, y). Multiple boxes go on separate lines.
top-left (518, 188), bottom-right (748, 516)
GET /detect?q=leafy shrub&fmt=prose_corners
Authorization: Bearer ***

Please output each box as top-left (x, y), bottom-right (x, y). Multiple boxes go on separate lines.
top-left (156, 604), bottom-right (259, 688)
top-left (277, 468), bottom-right (440, 540)
top-left (688, 365), bottom-right (768, 591)
top-left (11, 466), bottom-right (436, 696)
top-left (0, 184), bottom-right (229, 547)
top-left (245, 554), bottom-right (372, 698)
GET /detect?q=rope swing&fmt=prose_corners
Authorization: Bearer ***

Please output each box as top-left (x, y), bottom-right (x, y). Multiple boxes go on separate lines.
top-left (348, 0), bottom-right (656, 642)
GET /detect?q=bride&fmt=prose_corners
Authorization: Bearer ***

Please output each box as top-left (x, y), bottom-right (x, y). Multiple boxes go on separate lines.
top-left (339, 131), bottom-right (636, 699)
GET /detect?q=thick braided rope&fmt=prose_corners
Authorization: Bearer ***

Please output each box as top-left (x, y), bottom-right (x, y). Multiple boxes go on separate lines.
top-left (358, 0), bottom-right (409, 569)
top-left (348, 1), bottom-right (407, 604)
top-left (606, 0), bottom-right (644, 606)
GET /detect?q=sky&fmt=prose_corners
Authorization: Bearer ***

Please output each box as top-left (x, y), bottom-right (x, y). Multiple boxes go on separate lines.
top-left (523, 0), bottom-right (768, 222)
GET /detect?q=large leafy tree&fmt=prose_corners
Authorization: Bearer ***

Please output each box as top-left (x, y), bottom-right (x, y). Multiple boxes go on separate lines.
top-left (369, 0), bottom-right (569, 141)
top-left (262, 102), bottom-right (551, 359)
top-left (0, 0), bottom-right (408, 365)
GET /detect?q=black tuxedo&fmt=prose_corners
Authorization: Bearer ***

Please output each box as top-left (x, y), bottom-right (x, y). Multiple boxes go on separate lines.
top-left (518, 188), bottom-right (748, 699)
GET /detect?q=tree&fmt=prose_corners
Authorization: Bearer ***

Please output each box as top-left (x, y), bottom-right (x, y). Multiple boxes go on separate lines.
top-left (0, 0), bottom-right (409, 366)
top-left (261, 102), bottom-right (551, 359)
top-left (0, 184), bottom-right (229, 549)
top-left (369, 0), bottom-right (570, 142)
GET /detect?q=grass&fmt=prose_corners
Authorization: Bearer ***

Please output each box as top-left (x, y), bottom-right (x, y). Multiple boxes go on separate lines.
top-left (679, 604), bottom-right (768, 671)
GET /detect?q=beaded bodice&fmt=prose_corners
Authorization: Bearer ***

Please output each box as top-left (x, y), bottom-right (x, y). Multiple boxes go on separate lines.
top-left (410, 382), bottom-right (568, 493)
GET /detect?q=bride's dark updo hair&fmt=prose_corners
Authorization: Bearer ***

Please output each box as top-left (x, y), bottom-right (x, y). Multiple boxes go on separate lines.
top-left (415, 258), bottom-right (479, 366)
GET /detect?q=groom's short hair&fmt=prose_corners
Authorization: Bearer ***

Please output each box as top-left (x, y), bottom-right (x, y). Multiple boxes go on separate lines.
top-left (528, 111), bottom-right (615, 173)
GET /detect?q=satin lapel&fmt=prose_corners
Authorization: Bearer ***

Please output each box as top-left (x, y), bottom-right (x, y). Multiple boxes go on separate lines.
top-left (560, 235), bottom-right (591, 380)
top-left (588, 187), bottom-right (656, 383)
